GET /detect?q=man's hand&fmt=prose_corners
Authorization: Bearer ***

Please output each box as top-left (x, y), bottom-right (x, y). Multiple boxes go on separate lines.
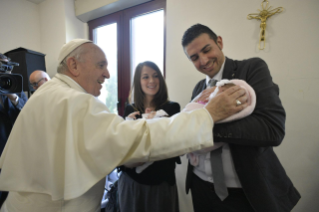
top-left (205, 85), bottom-right (248, 122)
top-left (4, 94), bottom-right (17, 101)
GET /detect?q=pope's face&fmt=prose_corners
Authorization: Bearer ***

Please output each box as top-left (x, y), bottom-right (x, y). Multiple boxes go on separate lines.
top-left (77, 44), bottom-right (110, 97)
top-left (184, 33), bottom-right (225, 78)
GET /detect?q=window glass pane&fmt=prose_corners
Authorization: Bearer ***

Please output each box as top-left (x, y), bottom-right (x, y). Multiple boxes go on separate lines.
top-left (131, 10), bottom-right (164, 78)
top-left (94, 23), bottom-right (118, 114)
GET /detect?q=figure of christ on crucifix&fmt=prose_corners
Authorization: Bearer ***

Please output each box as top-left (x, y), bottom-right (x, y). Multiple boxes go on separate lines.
top-left (247, 0), bottom-right (283, 50)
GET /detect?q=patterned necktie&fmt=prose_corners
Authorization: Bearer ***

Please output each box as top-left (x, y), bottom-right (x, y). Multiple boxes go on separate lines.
top-left (208, 79), bottom-right (218, 88)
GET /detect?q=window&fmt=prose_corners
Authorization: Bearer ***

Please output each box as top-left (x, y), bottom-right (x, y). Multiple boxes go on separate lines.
top-left (131, 9), bottom-right (164, 79)
top-left (95, 23), bottom-right (118, 114)
top-left (89, 0), bottom-right (166, 116)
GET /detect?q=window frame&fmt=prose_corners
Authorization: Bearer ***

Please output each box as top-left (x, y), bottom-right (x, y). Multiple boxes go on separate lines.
top-left (88, 0), bottom-right (166, 116)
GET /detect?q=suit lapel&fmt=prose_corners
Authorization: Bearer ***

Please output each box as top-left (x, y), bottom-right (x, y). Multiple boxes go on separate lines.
top-left (222, 57), bottom-right (237, 80)
top-left (201, 80), bottom-right (207, 91)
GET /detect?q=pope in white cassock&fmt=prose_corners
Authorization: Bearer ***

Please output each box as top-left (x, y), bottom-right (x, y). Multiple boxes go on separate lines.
top-left (0, 39), bottom-right (248, 212)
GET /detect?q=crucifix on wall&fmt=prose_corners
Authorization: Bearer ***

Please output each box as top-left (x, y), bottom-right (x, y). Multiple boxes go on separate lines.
top-left (247, 0), bottom-right (284, 50)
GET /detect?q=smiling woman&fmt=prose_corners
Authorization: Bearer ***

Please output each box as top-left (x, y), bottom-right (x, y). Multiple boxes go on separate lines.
top-left (117, 61), bottom-right (181, 212)
top-left (128, 61), bottom-right (168, 112)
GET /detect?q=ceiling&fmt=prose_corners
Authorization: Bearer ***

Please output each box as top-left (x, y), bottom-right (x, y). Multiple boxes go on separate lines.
top-left (25, 0), bottom-right (46, 4)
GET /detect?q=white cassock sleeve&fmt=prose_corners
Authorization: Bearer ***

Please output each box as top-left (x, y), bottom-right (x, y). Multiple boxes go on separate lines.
top-left (0, 75), bottom-right (214, 201)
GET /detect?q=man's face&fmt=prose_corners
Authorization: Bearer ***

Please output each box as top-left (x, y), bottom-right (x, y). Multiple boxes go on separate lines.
top-left (29, 76), bottom-right (45, 90)
top-left (76, 44), bottom-right (110, 97)
top-left (184, 33), bottom-right (225, 78)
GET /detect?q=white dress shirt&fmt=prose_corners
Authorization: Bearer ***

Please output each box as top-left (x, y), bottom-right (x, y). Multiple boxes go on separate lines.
top-left (193, 58), bottom-right (242, 188)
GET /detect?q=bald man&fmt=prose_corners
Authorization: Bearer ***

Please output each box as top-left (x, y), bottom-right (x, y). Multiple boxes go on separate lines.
top-left (29, 70), bottom-right (51, 90)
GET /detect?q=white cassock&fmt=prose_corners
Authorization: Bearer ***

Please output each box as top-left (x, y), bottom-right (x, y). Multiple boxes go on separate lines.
top-left (0, 73), bottom-right (215, 212)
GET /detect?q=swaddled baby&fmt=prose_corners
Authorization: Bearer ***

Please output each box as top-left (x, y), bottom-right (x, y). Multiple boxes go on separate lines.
top-left (183, 79), bottom-right (256, 166)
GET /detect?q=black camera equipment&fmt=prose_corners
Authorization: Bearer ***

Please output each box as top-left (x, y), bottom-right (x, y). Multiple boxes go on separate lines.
top-left (0, 54), bottom-right (23, 94)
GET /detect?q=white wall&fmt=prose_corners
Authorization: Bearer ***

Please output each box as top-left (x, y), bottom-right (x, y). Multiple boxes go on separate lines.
top-left (64, 0), bottom-right (88, 42)
top-left (0, 0), bottom-right (87, 78)
top-left (0, 0), bottom-right (41, 53)
top-left (39, 0), bottom-right (66, 77)
top-left (166, 0), bottom-right (319, 212)
top-left (38, 0), bottom-right (87, 77)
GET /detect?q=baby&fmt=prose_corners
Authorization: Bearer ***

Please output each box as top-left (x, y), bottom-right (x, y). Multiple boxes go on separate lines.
top-left (183, 79), bottom-right (256, 166)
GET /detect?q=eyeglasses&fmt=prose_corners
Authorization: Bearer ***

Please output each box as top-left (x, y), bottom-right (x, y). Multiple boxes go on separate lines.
top-left (30, 78), bottom-right (45, 88)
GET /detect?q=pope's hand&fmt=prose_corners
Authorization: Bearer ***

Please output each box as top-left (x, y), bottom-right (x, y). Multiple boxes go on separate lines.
top-left (205, 85), bottom-right (248, 122)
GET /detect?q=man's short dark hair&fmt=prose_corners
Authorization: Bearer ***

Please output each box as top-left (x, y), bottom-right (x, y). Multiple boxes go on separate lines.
top-left (182, 24), bottom-right (218, 47)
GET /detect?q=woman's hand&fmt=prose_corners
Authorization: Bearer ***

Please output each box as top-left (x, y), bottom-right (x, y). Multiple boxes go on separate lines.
top-left (145, 108), bottom-right (152, 114)
top-left (144, 108), bottom-right (156, 119)
top-left (127, 111), bottom-right (140, 120)
top-left (145, 111), bottom-right (156, 119)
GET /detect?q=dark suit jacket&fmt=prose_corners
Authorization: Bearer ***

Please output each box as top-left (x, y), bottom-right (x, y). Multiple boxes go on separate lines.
top-left (186, 57), bottom-right (300, 212)
top-left (0, 92), bottom-right (28, 157)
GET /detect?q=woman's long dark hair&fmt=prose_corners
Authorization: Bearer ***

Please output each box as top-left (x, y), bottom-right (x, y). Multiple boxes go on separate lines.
top-left (128, 61), bottom-right (168, 112)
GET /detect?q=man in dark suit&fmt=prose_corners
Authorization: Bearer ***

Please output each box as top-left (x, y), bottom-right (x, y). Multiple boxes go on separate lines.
top-left (182, 24), bottom-right (300, 212)
top-left (0, 53), bottom-right (28, 207)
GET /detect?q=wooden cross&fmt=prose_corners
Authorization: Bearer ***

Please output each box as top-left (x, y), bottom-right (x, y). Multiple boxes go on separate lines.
top-left (247, 0), bottom-right (284, 50)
